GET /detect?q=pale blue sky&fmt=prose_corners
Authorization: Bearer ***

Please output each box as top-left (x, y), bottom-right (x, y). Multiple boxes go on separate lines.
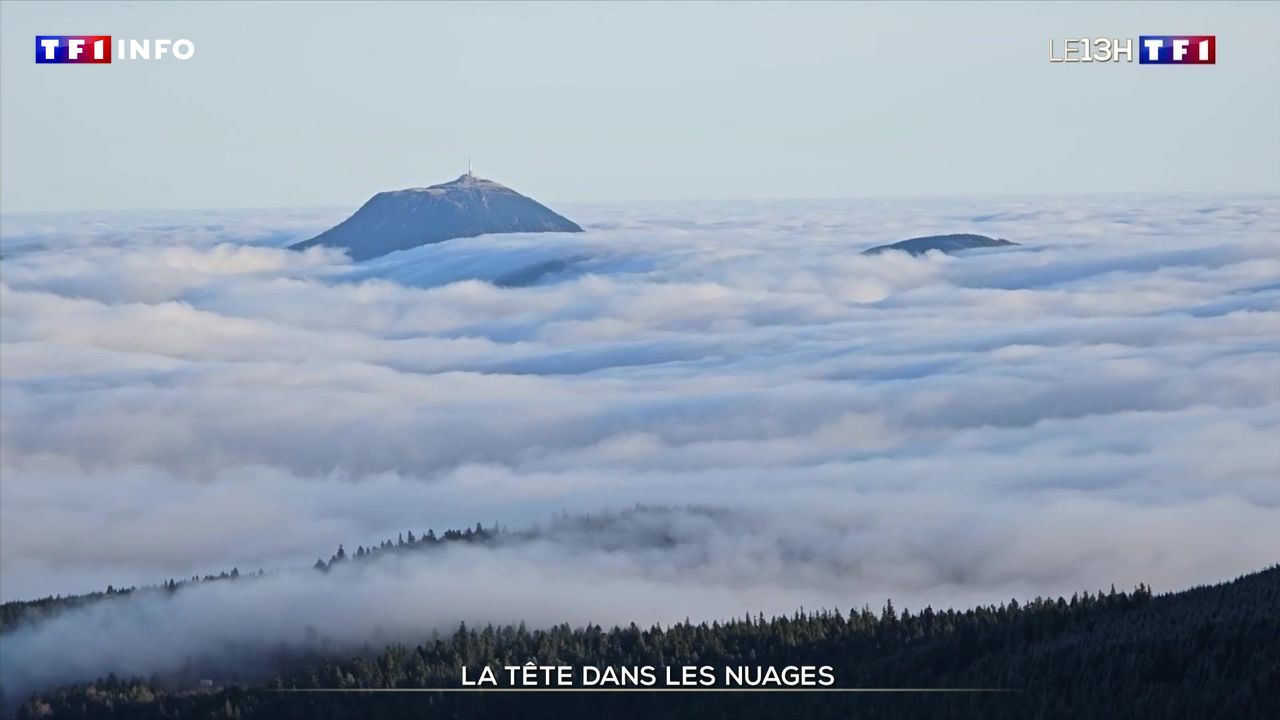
top-left (1, 1), bottom-right (1277, 212)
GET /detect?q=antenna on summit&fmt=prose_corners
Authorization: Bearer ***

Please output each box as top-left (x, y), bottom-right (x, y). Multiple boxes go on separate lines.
top-left (467, 157), bottom-right (473, 177)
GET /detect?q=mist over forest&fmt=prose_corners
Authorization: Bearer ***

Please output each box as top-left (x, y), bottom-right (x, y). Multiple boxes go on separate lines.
top-left (2, 195), bottom-right (1278, 707)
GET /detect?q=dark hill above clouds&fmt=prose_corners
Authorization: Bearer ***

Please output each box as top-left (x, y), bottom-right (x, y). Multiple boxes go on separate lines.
top-left (863, 233), bottom-right (1017, 256)
top-left (290, 174), bottom-right (583, 261)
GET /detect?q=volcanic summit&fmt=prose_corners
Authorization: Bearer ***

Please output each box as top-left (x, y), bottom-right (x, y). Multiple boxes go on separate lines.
top-left (861, 233), bottom-right (1017, 256)
top-left (291, 173), bottom-right (583, 261)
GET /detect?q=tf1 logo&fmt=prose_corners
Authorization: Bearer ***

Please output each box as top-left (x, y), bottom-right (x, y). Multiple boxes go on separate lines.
top-left (35, 36), bottom-right (195, 64)
top-left (1138, 36), bottom-right (1215, 64)
top-left (1048, 35), bottom-right (1215, 64)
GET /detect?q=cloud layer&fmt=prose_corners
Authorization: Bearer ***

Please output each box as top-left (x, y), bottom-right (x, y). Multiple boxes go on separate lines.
top-left (1, 194), bottom-right (1278, 693)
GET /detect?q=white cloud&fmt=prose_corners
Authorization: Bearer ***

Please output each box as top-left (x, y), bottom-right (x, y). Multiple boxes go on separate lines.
top-left (1, 194), bottom-right (1278, 694)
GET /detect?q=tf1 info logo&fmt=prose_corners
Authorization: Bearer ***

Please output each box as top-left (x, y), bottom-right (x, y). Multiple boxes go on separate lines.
top-left (35, 36), bottom-right (195, 64)
top-left (1048, 35), bottom-right (1215, 64)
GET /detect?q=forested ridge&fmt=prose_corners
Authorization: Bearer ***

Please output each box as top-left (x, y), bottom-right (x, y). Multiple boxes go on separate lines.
top-left (11, 564), bottom-right (1278, 719)
top-left (0, 524), bottom-right (497, 633)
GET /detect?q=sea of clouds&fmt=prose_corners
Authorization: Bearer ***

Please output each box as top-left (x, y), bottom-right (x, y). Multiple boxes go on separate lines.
top-left (1, 194), bottom-right (1278, 694)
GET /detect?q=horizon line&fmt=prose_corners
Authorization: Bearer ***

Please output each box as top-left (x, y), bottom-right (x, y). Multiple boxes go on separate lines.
top-left (3, 188), bottom-right (1277, 219)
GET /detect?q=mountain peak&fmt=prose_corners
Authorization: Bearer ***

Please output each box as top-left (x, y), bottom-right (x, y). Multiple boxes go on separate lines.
top-left (439, 173), bottom-right (500, 188)
top-left (862, 233), bottom-right (1018, 256)
top-left (290, 175), bottom-right (582, 261)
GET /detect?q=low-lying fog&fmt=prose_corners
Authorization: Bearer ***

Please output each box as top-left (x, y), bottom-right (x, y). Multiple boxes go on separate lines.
top-left (2, 195), bottom-right (1277, 695)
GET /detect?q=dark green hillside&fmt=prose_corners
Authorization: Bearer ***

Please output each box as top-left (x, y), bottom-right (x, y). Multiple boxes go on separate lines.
top-left (0, 525), bottom-right (496, 633)
top-left (15, 565), bottom-right (1278, 719)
